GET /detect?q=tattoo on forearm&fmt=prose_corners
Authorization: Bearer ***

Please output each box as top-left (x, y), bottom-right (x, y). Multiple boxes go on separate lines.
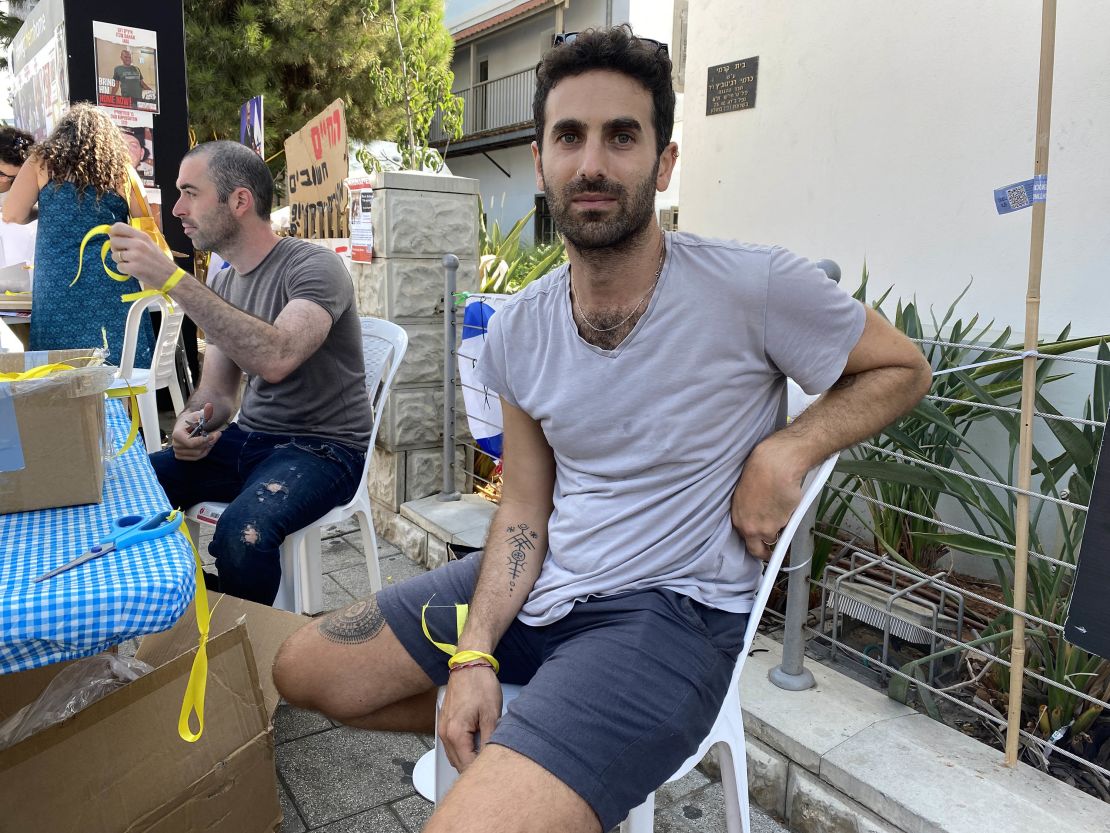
top-left (830, 374), bottom-right (857, 391)
top-left (318, 598), bottom-right (385, 644)
top-left (504, 523), bottom-right (539, 594)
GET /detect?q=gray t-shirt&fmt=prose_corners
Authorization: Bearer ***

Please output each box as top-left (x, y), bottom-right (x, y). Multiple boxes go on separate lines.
top-left (209, 237), bottom-right (371, 447)
top-left (477, 232), bottom-right (866, 626)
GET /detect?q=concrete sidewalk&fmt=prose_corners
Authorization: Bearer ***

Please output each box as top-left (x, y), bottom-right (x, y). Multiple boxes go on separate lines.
top-left (270, 520), bottom-right (788, 833)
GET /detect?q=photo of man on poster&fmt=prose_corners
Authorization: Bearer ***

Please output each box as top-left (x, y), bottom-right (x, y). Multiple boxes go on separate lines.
top-left (94, 21), bottom-right (160, 113)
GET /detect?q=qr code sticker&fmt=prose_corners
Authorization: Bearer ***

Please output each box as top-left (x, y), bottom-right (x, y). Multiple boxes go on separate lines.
top-left (1007, 186), bottom-right (1030, 210)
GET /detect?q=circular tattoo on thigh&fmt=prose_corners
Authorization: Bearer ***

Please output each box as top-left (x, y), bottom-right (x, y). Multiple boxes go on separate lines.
top-left (318, 598), bottom-right (386, 645)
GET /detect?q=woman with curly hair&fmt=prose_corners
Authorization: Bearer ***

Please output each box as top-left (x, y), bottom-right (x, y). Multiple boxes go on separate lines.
top-left (3, 102), bottom-right (154, 365)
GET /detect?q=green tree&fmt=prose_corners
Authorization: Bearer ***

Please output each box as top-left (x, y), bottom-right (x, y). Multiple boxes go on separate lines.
top-left (364, 0), bottom-right (463, 170)
top-left (183, 0), bottom-right (458, 167)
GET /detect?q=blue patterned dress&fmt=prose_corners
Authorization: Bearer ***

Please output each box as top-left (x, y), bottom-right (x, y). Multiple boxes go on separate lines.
top-left (29, 181), bottom-right (154, 367)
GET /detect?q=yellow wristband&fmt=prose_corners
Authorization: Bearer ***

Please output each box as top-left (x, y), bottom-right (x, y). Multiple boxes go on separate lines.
top-left (162, 267), bottom-right (187, 293)
top-left (448, 649), bottom-right (499, 674)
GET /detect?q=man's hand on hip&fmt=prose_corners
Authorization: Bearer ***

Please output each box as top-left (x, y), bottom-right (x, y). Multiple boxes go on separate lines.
top-left (731, 435), bottom-right (806, 561)
top-left (437, 666), bottom-right (503, 772)
top-left (108, 222), bottom-right (179, 288)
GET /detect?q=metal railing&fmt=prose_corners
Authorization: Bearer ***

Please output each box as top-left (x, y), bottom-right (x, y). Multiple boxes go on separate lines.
top-left (430, 67), bottom-right (535, 144)
top-left (437, 255), bottom-right (1110, 799)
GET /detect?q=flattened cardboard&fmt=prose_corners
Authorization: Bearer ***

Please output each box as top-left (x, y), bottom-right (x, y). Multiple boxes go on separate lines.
top-left (0, 348), bottom-right (106, 514)
top-left (0, 595), bottom-right (308, 832)
top-left (137, 590), bottom-right (309, 716)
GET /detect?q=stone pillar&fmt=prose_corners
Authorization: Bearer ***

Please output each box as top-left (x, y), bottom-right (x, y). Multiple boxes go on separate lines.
top-left (349, 171), bottom-right (479, 564)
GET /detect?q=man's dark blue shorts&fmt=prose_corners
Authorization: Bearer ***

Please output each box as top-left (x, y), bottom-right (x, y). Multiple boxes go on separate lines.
top-left (377, 554), bottom-right (749, 830)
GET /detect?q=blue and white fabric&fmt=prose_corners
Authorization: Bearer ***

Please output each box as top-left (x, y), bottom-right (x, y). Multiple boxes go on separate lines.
top-left (0, 398), bottom-right (195, 674)
top-left (459, 294), bottom-right (509, 459)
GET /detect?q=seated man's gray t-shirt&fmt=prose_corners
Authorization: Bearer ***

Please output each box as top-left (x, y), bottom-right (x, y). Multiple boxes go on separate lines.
top-left (208, 237), bottom-right (371, 447)
top-left (477, 232), bottom-right (867, 627)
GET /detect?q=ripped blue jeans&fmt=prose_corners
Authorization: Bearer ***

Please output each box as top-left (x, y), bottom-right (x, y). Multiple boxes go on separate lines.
top-left (150, 424), bottom-right (364, 605)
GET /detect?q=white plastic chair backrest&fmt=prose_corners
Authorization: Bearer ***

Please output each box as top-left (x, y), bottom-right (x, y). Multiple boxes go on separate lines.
top-left (116, 293), bottom-right (183, 384)
top-left (360, 317), bottom-right (408, 453)
top-left (741, 379), bottom-right (831, 655)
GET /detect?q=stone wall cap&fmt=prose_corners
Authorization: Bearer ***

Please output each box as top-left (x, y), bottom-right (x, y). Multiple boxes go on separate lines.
top-left (370, 170), bottom-right (479, 194)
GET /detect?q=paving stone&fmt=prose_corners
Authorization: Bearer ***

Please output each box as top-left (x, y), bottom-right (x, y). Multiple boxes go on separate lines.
top-left (313, 805), bottom-right (406, 833)
top-left (380, 552), bottom-right (430, 587)
top-left (278, 781), bottom-right (307, 833)
top-left (319, 573), bottom-right (357, 615)
top-left (274, 703), bottom-right (335, 745)
top-left (330, 562), bottom-right (377, 599)
top-left (668, 782), bottom-right (788, 833)
top-left (320, 517), bottom-right (360, 539)
top-left (320, 536), bottom-right (368, 574)
top-left (654, 767), bottom-right (711, 808)
top-left (390, 794), bottom-right (434, 833)
top-left (276, 726), bottom-right (428, 828)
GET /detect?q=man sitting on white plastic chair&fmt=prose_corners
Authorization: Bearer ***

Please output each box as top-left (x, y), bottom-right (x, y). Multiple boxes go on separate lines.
top-left (273, 27), bottom-right (932, 833)
top-left (107, 141), bottom-right (370, 606)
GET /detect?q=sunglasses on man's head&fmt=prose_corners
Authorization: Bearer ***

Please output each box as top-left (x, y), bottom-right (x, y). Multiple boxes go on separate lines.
top-left (551, 32), bottom-right (668, 55)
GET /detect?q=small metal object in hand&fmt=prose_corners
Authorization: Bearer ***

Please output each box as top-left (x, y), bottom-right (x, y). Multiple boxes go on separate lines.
top-left (188, 415), bottom-right (207, 438)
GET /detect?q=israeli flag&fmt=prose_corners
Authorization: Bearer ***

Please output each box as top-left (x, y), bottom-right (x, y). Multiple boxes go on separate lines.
top-left (459, 294), bottom-right (509, 459)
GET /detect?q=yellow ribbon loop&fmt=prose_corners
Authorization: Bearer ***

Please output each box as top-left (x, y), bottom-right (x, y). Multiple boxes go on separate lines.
top-left (175, 511), bottom-right (211, 743)
top-left (72, 224), bottom-right (186, 311)
top-left (72, 225), bottom-right (124, 286)
top-left (120, 268), bottom-right (187, 313)
top-left (419, 597), bottom-right (500, 674)
top-left (104, 383), bottom-right (148, 456)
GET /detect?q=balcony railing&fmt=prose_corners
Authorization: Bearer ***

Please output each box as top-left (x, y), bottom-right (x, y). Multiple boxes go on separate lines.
top-left (430, 66), bottom-right (535, 144)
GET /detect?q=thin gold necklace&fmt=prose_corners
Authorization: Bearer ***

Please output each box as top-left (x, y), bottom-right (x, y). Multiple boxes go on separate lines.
top-left (571, 241), bottom-right (666, 333)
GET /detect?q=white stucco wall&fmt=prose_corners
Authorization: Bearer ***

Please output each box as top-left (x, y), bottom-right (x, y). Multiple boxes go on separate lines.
top-left (678, 0), bottom-right (1110, 341)
top-left (447, 144), bottom-right (541, 241)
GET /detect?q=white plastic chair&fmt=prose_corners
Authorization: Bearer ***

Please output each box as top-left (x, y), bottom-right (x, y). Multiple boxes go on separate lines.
top-left (107, 293), bottom-right (186, 453)
top-left (413, 382), bottom-right (839, 833)
top-left (184, 317), bottom-right (408, 614)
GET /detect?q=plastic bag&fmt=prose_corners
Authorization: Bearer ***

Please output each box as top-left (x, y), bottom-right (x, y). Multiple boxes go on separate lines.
top-left (0, 652), bottom-right (153, 750)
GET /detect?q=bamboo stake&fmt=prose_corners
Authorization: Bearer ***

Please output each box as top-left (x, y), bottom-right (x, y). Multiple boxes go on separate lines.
top-left (1005, 0), bottom-right (1057, 767)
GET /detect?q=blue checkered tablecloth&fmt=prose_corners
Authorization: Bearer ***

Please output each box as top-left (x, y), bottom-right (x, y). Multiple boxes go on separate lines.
top-left (0, 398), bottom-right (196, 674)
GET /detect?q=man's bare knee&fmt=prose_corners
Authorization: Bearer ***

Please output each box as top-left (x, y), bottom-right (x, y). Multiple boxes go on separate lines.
top-left (271, 595), bottom-right (435, 721)
top-left (427, 745), bottom-right (601, 833)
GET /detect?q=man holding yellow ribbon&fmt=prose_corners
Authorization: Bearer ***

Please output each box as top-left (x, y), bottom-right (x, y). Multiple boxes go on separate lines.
top-left (274, 27), bottom-right (932, 833)
top-left (108, 141), bottom-right (370, 606)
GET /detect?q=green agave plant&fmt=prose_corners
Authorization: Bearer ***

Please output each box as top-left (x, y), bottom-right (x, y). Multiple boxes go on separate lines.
top-left (478, 201), bottom-right (567, 294)
top-left (817, 266), bottom-right (1110, 768)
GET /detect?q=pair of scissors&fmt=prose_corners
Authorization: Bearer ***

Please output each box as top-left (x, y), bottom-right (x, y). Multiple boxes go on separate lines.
top-left (187, 414), bottom-right (208, 438)
top-left (34, 510), bottom-right (183, 582)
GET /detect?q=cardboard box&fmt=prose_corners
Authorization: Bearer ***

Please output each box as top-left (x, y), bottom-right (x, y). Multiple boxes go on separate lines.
top-left (0, 348), bottom-right (108, 514)
top-left (0, 593), bottom-right (309, 833)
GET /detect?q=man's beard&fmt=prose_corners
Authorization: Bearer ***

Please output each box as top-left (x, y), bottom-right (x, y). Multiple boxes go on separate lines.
top-left (544, 160), bottom-right (659, 251)
top-left (191, 206), bottom-right (239, 253)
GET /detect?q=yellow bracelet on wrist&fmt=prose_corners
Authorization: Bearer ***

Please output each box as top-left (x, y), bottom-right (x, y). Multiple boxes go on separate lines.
top-left (448, 649), bottom-right (499, 674)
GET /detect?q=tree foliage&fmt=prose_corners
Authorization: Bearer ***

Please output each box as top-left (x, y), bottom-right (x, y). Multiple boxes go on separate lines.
top-left (363, 0), bottom-right (463, 170)
top-left (183, 0), bottom-right (458, 165)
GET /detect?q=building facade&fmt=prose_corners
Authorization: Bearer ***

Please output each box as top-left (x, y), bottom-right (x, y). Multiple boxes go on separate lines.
top-left (436, 0), bottom-right (686, 245)
top-left (677, 0), bottom-right (1109, 342)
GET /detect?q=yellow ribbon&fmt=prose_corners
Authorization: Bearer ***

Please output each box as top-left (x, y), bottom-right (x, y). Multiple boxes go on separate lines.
top-left (0, 361), bottom-right (77, 382)
top-left (72, 224), bottom-right (187, 312)
top-left (174, 511), bottom-right (211, 743)
top-left (104, 383), bottom-right (148, 456)
top-left (420, 597), bottom-right (500, 674)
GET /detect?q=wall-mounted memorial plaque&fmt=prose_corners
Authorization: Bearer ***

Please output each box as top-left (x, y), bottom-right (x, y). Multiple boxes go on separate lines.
top-left (706, 56), bottom-right (758, 116)
top-left (1065, 416), bottom-right (1110, 659)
